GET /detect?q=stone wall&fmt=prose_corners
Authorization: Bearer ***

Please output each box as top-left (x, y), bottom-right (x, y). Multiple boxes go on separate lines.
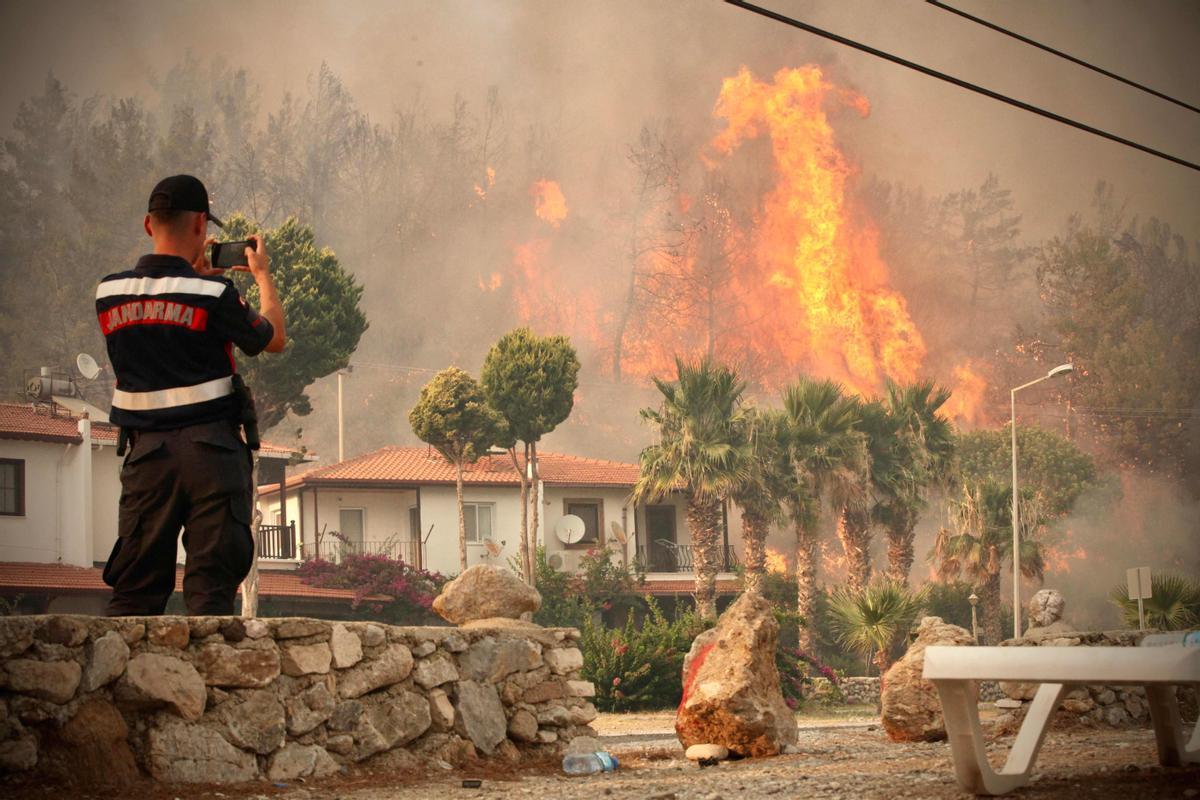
top-left (996, 629), bottom-right (1196, 728)
top-left (804, 676), bottom-right (1005, 707)
top-left (0, 615), bottom-right (596, 786)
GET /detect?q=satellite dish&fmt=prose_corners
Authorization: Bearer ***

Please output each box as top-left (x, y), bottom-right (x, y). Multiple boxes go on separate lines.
top-left (76, 353), bottom-right (101, 380)
top-left (554, 515), bottom-right (586, 545)
top-left (483, 538), bottom-right (503, 558)
top-left (548, 553), bottom-right (564, 570)
top-left (609, 521), bottom-right (628, 545)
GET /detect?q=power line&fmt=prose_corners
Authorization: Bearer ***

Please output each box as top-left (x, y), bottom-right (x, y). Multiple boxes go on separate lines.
top-left (722, 0), bottom-right (1200, 173)
top-left (925, 0), bottom-right (1200, 115)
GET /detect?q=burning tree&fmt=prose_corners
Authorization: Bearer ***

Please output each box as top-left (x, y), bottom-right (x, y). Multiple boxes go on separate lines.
top-left (409, 367), bottom-right (507, 571)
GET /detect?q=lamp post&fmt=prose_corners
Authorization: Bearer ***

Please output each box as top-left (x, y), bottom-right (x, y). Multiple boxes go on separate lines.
top-left (1010, 363), bottom-right (1072, 639)
top-left (968, 591), bottom-right (979, 644)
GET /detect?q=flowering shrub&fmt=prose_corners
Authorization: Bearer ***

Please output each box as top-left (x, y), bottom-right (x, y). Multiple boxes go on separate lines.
top-left (579, 599), bottom-right (706, 712)
top-left (775, 645), bottom-right (842, 708)
top-left (297, 553), bottom-right (447, 625)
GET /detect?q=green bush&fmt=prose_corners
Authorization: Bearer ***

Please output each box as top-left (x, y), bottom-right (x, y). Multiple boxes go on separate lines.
top-left (923, 580), bottom-right (976, 632)
top-left (1110, 572), bottom-right (1200, 631)
top-left (580, 599), bottom-right (705, 712)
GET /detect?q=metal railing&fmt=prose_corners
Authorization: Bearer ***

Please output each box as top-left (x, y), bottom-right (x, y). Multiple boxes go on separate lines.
top-left (635, 542), bottom-right (739, 573)
top-left (259, 523), bottom-right (297, 560)
top-left (299, 538), bottom-right (423, 567)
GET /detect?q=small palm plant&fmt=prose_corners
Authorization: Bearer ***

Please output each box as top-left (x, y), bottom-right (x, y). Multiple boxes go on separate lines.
top-left (1109, 572), bottom-right (1200, 631)
top-left (827, 579), bottom-right (928, 676)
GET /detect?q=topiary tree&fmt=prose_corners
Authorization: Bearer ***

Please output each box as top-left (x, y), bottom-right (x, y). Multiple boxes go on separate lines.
top-left (221, 214), bottom-right (368, 430)
top-left (481, 328), bottom-right (581, 584)
top-left (410, 367), bottom-right (506, 571)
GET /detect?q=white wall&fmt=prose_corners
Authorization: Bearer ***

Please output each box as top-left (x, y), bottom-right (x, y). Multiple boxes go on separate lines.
top-left (540, 486), bottom-right (635, 573)
top-left (0, 439), bottom-right (63, 564)
top-left (90, 446), bottom-right (123, 563)
top-left (420, 485), bottom-right (523, 576)
top-left (0, 424), bottom-right (120, 568)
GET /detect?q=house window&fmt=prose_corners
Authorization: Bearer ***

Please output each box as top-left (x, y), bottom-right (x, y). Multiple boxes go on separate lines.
top-left (0, 459), bottom-right (23, 517)
top-left (463, 503), bottom-right (493, 543)
top-left (339, 508), bottom-right (365, 543)
top-left (409, 505), bottom-right (421, 538)
top-left (273, 509), bottom-right (282, 526)
top-left (563, 499), bottom-right (603, 548)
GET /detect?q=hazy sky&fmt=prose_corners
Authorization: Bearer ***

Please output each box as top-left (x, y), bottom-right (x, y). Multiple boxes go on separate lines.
top-left (2, 0), bottom-right (1197, 243)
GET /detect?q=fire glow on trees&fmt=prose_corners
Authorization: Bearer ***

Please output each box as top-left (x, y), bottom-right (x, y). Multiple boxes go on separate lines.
top-left (501, 66), bottom-right (986, 419)
top-left (532, 179), bottom-right (568, 227)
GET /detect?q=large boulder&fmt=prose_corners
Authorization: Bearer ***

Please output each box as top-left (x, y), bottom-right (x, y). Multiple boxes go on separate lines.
top-left (675, 592), bottom-right (797, 757)
top-left (880, 616), bottom-right (975, 742)
top-left (1023, 589), bottom-right (1074, 638)
top-left (432, 565), bottom-right (541, 624)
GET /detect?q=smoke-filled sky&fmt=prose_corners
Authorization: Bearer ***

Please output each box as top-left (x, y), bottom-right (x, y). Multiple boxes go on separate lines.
top-left (3, 1), bottom-right (1196, 625)
top-left (3, 0), bottom-right (1197, 242)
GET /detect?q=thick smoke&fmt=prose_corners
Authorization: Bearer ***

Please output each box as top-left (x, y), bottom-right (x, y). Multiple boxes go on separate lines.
top-left (2, 0), bottom-right (1196, 623)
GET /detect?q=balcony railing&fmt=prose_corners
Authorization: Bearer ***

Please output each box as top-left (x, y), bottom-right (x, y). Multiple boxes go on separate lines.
top-left (259, 523), bottom-right (297, 560)
top-left (299, 538), bottom-right (423, 568)
top-left (636, 543), bottom-right (739, 573)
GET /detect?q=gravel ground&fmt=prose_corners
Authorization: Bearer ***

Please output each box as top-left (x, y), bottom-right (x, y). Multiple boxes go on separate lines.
top-left (6, 718), bottom-right (1197, 800)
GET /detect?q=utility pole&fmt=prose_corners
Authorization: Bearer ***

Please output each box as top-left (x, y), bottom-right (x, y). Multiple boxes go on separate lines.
top-left (337, 367), bottom-right (352, 462)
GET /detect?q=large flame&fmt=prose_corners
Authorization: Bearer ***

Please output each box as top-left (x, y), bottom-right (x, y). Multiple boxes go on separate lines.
top-left (699, 66), bottom-right (926, 394)
top-left (943, 361), bottom-right (989, 426)
top-left (765, 546), bottom-right (789, 574)
top-left (500, 66), bottom-right (990, 421)
top-left (532, 179), bottom-right (568, 227)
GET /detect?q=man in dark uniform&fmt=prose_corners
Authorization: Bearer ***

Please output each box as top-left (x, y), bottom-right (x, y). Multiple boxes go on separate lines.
top-left (96, 174), bottom-right (286, 616)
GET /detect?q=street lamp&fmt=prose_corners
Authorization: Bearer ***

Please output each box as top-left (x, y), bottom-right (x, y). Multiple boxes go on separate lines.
top-left (968, 591), bottom-right (979, 644)
top-left (1010, 363), bottom-right (1072, 639)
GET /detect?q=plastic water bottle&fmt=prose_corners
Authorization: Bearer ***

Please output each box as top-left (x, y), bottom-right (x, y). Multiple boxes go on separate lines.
top-left (562, 751), bottom-right (619, 775)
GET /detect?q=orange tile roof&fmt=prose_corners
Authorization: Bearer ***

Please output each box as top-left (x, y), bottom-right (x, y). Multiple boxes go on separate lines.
top-left (0, 402), bottom-right (296, 458)
top-left (637, 579), bottom-right (740, 596)
top-left (0, 562), bottom-right (360, 600)
top-left (261, 446), bottom-right (641, 493)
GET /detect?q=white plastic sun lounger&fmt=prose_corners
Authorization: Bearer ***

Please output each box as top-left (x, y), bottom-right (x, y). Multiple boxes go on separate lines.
top-left (922, 642), bottom-right (1200, 796)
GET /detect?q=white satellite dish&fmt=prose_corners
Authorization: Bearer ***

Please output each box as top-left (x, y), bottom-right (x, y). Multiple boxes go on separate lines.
top-left (609, 521), bottom-right (628, 545)
top-left (76, 353), bottom-right (101, 380)
top-left (554, 514), bottom-right (586, 545)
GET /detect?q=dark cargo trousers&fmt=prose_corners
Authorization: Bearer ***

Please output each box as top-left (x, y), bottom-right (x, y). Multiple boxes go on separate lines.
top-left (103, 420), bottom-right (255, 616)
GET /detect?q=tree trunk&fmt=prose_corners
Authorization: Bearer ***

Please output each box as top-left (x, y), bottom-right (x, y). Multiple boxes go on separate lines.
top-left (838, 507), bottom-right (873, 593)
top-left (529, 441), bottom-right (540, 589)
top-left (687, 495), bottom-right (723, 620)
top-left (740, 510), bottom-right (767, 593)
top-left (509, 446), bottom-right (532, 583)
top-left (981, 570), bottom-right (1003, 645)
top-left (455, 461), bottom-right (467, 572)
top-left (241, 453), bottom-right (260, 618)
top-left (885, 508), bottom-right (918, 585)
top-left (795, 519), bottom-right (819, 654)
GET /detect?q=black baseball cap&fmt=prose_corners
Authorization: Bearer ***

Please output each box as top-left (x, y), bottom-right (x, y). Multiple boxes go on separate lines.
top-left (147, 174), bottom-right (224, 228)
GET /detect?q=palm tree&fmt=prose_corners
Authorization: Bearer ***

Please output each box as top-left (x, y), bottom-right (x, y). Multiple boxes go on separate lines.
top-left (827, 580), bottom-right (927, 676)
top-left (732, 408), bottom-right (791, 593)
top-left (879, 380), bottom-right (955, 584)
top-left (931, 481), bottom-right (1046, 644)
top-left (1109, 572), bottom-right (1200, 631)
top-left (634, 357), bottom-right (750, 620)
top-left (838, 399), bottom-right (918, 594)
top-left (781, 378), bottom-right (866, 652)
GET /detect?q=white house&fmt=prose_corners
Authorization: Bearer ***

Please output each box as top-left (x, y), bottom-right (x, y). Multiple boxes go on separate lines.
top-left (256, 445), bottom-right (745, 595)
top-left (0, 401), bottom-right (332, 612)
